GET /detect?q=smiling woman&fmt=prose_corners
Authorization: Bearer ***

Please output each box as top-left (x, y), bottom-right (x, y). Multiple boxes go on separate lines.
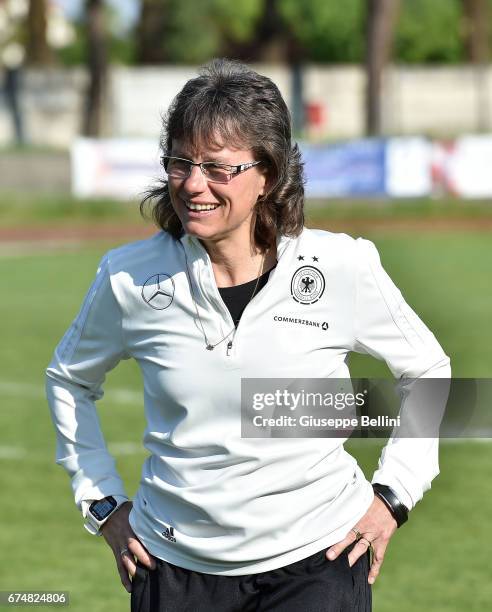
top-left (46, 58), bottom-right (450, 612)
top-left (165, 142), bottom-right (267, 253)
top-left (139, 60), bottom-right (306, 290)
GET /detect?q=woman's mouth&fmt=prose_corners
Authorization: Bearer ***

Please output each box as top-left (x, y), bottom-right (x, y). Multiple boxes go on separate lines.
top-left (184, 201), bottom-right (220, 213)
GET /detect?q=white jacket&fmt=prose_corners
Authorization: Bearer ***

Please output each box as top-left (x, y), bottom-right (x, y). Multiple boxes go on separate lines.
top-left (46, 227), bottom-right (451, 575)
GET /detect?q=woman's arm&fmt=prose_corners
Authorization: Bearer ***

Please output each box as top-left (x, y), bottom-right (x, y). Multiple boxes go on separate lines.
top-left (352, 237), bottom-right (451, 508)
top-left (45, 255), bottom-right (130, 522)
top-left (327, 238), bottom-right (451, 583)
top-left (46, 254), bottom-right (157, 590)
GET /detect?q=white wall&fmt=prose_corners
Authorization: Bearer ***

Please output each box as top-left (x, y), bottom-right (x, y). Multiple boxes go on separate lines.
top-left (109, 64), bottom-right (294, 139)
top-left (384, 66), bottom-right (492, 135)
top-left (304, 66), bottom-right (365, 138)
top-left (0, 68), bottom-right (87, 148)
top-left (2, 64), bottom-right (492, 147)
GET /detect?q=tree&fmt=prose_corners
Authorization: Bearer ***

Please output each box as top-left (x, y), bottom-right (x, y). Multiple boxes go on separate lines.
top-left (221, 0), bottom-right (305, 132)
top-left (462, 0), bottom-right (490, 130)
top-left (26, 0), bottom-right (52, 65)
top-left (395, 0), bottom-right (463, 63)
top-left (462, 0), bottom-right (490, 62)
top-left (223, 0), bottom-right (292, 63)
top-left (135, 0), bottom-right (169, 64)
top-left (135, 0), bottom-right (224, 64)
top-left (84, 0), bottom-right (108, 136)
top-left (135, 0), bottom-right (262, 65)
top-left (365, 0), bottom-right (400, 136)
top-left (280, 0), bottom-right (364, 63)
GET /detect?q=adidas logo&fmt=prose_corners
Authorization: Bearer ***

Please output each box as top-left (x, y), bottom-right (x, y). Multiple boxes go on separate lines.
top-left (162, 526), bottom-right (177, 543)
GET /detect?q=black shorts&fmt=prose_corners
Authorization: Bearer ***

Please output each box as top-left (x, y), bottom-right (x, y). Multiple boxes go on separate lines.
top-left (130, 541), bottom-right (371, 612)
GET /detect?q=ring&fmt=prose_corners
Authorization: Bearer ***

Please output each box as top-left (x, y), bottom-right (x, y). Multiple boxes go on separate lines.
top-left (120, 548), bottom-right (129, 556)
top-left (351, 527), bottom-right (362, 541)
top-left (359, 537), bottom-right (373, 548)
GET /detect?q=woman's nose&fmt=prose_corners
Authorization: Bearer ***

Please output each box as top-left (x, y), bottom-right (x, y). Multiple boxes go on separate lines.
top-left (181, 164), bottom-right (207, 192)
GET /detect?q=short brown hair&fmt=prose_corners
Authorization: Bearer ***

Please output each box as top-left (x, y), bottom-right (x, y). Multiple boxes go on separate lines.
top-left (141, 58), bottom-right (305, 251)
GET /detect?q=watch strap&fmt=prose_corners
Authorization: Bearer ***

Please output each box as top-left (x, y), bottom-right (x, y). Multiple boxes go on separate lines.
top-left (372, 483), bottom-right (409, 527)
top-left (83, 495), bottom-right (129, 536)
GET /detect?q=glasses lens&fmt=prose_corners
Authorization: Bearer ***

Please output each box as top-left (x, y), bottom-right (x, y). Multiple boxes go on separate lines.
top-left (165, 157), bottom-right (191, 178)
top-left (202, 163), bottom-right (231, 183)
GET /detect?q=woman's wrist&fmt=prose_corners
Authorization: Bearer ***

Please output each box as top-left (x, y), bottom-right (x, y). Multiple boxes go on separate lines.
top-left (372, 483), bottom-right (409, 527)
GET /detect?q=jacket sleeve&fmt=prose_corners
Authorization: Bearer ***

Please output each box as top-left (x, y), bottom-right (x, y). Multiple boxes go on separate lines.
top-left (45, 254), bottom-right (130, 511)
top-left (353, 238), bottom-right (451, 510)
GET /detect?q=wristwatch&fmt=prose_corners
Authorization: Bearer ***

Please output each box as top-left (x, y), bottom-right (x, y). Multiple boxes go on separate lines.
top-left (372, 483), bottom-right (409, 527)
top-left (84, 495), bottom-right (129, 535)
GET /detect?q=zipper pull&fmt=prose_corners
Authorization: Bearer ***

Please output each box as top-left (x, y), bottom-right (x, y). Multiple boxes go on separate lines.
top-left (226, 341), bottom-right (233, 356)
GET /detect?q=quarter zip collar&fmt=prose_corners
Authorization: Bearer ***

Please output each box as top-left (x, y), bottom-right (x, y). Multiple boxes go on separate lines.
top-left (178, 232), bottom-right (291, 354)
top-left (179, 232), bottom-right (293, 264)
top-left (179, 231), bottom-right (294, 314)
top-left (179, 233), bottom-right (209, 263)
top-left (276, 233), bottom-right (293, 259)
top-left (179, 233), bottom-right (233, 327)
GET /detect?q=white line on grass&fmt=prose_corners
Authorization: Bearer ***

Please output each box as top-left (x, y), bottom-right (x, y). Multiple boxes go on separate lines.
top-left (2, 382), bottom-right (492, 464)
top-left (0, 240), bottom-right (90, 258)
top-left (0, 380), bottom-right (145, 460)
top-left (0, 442), bottom-right (145, 461)
top-left (0, 438), bottom-right (490, 463)
top-left (0, 381), bottom-right (45, 400)
top-left (0, 446), bottom-right (28, 459)
top-left (0, 380), bottom-right (141, 405)
top-left (108, 442), bottom-right (144, 455)
top-left (0, 438), bottom-right (490, 462)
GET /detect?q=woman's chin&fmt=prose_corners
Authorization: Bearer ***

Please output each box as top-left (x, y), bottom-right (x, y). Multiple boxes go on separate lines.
top-left (179, 209), bottom-right (223, 239)
top-left (182, 222), bottom-right (222, 242)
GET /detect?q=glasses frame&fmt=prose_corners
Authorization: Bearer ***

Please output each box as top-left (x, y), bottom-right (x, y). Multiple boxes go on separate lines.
top-left (160, 156), bottom-right (262, 183)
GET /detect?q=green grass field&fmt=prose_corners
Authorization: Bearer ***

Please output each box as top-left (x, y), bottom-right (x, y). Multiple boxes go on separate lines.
top-left (1, 192), bottom-right (492, 227)
top-left (1, 206), bottom-right (491, 610)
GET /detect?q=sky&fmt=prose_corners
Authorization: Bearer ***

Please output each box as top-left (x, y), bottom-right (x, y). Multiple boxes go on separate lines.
top-left (54, 0), bottom-right (140, 29)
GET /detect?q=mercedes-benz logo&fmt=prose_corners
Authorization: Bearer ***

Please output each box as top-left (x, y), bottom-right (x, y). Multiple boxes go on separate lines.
top-left (141, 273), bottom-right (175, 310)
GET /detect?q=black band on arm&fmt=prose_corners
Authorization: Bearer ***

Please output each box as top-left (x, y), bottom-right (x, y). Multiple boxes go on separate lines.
top-left (372, 483), bottom-right (409, 528)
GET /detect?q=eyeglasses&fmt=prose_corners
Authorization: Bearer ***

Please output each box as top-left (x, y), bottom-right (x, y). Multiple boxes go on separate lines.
top-left (161, 156), bottom-right (262, 184)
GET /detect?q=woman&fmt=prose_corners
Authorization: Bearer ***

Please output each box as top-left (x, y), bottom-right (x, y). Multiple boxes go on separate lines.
top-left (46, 59), bottom-right (450, 611)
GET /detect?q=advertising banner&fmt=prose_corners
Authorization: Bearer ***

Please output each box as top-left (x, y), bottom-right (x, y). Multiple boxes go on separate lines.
top-left (301, 139), bottom-right (386, 198)
top-left (385, 137), bottom-right (433, 198)
top-left (71, 135), bottom-right (492, 200)
top-left (71, 138), bottom-right (160, 199)
top-left (431, 135), bottom-right (492, 198)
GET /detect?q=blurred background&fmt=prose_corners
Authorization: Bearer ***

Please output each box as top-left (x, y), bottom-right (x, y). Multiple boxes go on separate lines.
top-left (1, 1), bottom-right (491, 611)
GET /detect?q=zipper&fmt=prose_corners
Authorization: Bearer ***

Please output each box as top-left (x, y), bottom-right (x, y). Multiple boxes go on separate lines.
top-left (193, 240), bottom-right (238, 356)
top-left (188, 235), bottom-right (288, 358)
top-left (227, 262), bottom-right (279, 357)
top-left (222, 258), bottom-right (282, 357)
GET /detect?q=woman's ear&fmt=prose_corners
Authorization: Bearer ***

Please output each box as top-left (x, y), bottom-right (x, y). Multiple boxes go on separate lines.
top-left (258, 165), bottom-right (273, 197)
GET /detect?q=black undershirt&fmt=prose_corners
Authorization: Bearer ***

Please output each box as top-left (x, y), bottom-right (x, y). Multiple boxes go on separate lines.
top-left (218, 266), bottom-right (276, 327)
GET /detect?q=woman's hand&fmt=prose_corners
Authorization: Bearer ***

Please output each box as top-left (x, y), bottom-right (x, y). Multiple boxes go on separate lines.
top-left (325, 496), bottom-right (398, 585)
top-left (100, 501), bottom-right (156, 593)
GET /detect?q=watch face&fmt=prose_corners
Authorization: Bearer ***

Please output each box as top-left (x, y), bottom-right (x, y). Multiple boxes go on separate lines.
top-left (89, 496), bottom-right (117, 521)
